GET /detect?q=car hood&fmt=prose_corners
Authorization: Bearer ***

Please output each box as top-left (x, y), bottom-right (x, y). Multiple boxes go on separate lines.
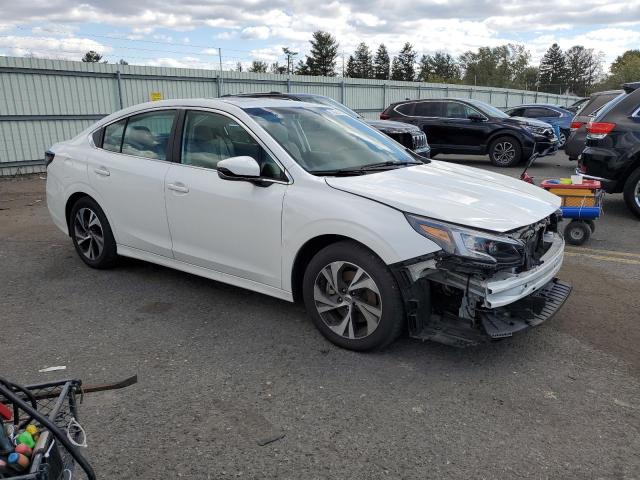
top-left (325, 161), bottom-right (561, 232)
top-left (504, 117), bottom-right (553, 128)
top-left (366, 119), bottom-right (422, 133)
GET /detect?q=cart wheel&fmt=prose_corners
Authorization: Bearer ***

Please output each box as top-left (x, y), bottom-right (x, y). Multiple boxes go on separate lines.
top-left (565, 220), bottom-right (591, 246)
top-left (586, 220), bottom-right (596, 233)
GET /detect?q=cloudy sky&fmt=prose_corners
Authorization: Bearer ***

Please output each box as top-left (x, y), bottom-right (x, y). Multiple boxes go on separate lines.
top-left (0, 1), bottom-right (638, 71)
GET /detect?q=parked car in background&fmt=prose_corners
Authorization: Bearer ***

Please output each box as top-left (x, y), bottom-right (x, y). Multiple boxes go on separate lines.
top-left (579, 82), bottom-right (640, 218)
top-left (505, 104), bottom-right (574, 148)
top-left (565, 98), bottom-right (589, 114)
top-left (380, 98), bottom-right (558, 167)
top-left (45, 98), bottom-right (571, 350)
top-left (226, 92), bottom-right (430, 157)
top-left (566, 89), bottom-right (623, 161)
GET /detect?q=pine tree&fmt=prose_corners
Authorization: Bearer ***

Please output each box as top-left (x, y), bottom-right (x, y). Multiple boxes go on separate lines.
top-left (304, 31), bottom-right (339, 76)
top-left (248, 61), bottom-right (268, 73)
top-left (391, 43), bottom-right (417, 81)
top-left (373, 44), bottom-right (390, 80)
top-left (345, 55), bottom-right (357, 78)
top-left (538, 43), bottom-right (568, 93)
top-left (81, 51), bottom-right (103, 63)
top-left (564, 46), bottom-right (603, 96)
top-left (353, 42), bottom-right (373, 78)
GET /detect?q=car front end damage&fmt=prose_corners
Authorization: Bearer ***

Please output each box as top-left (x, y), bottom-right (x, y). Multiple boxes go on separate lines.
top-left (392, 211), bottom-right (572, 347)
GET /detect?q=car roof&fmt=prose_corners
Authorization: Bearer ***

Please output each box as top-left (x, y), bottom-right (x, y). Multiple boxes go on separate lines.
top-left (591, 89), bottom-right (623, 97)
top-left (510, 103), bottom-right (568, 110)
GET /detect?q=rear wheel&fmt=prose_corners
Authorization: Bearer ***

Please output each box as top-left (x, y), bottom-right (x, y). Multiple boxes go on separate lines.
top-left (302, 241), bottom-right (404, 351)
top-left (489, 136), bottom-right (522, 167)
top-left (558, 129), bottom-right (569, 149)
top-left (623, 167), bottom-right (640, 219)
top-left (69, 197), bottom-right (118, 268)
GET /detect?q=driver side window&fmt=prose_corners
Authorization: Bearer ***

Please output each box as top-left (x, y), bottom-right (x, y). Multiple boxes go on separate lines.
top-left (181, 111), bottom-right (285, 180)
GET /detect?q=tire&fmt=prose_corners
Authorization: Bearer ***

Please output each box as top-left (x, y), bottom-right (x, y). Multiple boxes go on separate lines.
top-left (69, 197), bottom-right (118, 269)
top-left (558, 129), bottom-right (569, 149)
top-left (622, 166), bottom-right (640, 219)
top-left (489, 136), bottom-right (522, 167)
top-left (302, 240), bottom-right (404, 351)
top-left (586, 220), bottom-right (596, 233)
top-left (565, 220), bottom-right (591, 246)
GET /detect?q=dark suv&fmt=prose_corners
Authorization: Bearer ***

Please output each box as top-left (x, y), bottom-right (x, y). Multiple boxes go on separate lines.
top-left (381, 98), bottom-right (558, 167)
top-left (579, 82), bottom-right (640, 218)
top-left (226, 92), bottom-right (430, 157)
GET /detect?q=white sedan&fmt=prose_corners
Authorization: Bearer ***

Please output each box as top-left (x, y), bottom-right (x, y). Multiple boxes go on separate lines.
top-left (46, 98), bottom-right (571, 350)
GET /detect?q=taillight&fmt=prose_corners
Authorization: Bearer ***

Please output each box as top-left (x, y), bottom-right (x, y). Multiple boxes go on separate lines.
top-left (586, 122), bottom-right (616, 139)
top-left (380, 113), bottom-right (391, 120)
top-left (570, 121), bottom-right (585, 131)
top-left (44, 150), bottom-right (55, 167)
top-left (578, 164), bottom-right (587, 174)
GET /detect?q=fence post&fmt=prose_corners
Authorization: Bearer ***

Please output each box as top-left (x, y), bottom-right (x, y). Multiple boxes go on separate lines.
top-left (468, 87), bottom-right (473, 99)
top-left (216, 76), bottom-right (222, 97)
top-left (341, 79), bottom-right (346, 104)
top-left (505, 90), bottom-right (509, 108)
top-left (417, 85), bottom-right (421, 99)
top-left (286, 78), bottom-right (291, 93)
top-left (489, 89), bottom-right (492, 104)
top-left (521, 91), bottom-right (525, 104)
top-left (115, 70), bottom-right (124, 109)
top-left (382, 83), bottom-right (387, 110)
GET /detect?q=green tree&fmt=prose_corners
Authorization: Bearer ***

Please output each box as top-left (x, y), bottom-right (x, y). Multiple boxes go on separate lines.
top-left (303, 31), bottom-right (339, 76)
top-left (417, 52), bottom-right (460, 82)
top-left (270, 61), bottom-right (287, 74)
top-left (391, 43), bottom-right (417, 81)
top-left (459, 44), bottom-right (530, 88)
top-left (601, 50), bottom-right (640, 88)
top-left (345, 42), bottom-right (373, 78)
top-left (249, 60), bottom-right (268, 73)
top-left (564, 46), bottom-right (603, 96)
top-left (117, 59), bottom-right (128, 65)
top-left (294, 59), bottom-right (310, 75)
top-left (81, 50), bottom-right (103, 62)
top-left (282, 47), bottom-right (298, 74)
top-left (538, 43), bottom-right (568, 93)
top-left (373, 44), bottom-right (390, 80)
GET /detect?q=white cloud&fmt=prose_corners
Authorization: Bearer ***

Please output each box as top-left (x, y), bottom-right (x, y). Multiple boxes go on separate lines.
top-left (0, 35), bottom-right (111, 60)
top-left (241, 26), bottom-right (271, 40)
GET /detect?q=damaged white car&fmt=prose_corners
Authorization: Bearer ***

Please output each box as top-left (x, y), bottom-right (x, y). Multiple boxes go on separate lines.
top-left (46, 98), bottom-right (571, 350)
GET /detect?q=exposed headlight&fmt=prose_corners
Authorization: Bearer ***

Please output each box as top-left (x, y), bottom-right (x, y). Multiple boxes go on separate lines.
top-left (525, 125), bottom-right (549, 136)
top-left (405, 214), bottom-right (525, 267)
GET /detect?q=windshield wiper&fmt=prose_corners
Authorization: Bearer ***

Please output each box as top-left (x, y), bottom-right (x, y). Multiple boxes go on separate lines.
top-left (311, 160), bottom-right (423, 177)
top-left (359, 160), bottom-right (423, 170)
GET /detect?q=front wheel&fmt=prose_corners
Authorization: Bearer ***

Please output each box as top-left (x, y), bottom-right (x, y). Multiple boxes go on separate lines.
top-left (565, 220), bottom-right (591, 246)
top-left (623, 167), bottom-right (640, 219)
top-left (302, 241), bottom-right (405, 351)
top-left (489, 136), bottom-right (522, 167)
top-left (558, 129), bottom-right (569, 149)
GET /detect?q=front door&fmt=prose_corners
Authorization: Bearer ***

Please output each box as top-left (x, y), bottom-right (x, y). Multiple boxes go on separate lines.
top-left (440, 101), bottom-right (487, 152)
top-left (164, 109), bottom-right (288, 288)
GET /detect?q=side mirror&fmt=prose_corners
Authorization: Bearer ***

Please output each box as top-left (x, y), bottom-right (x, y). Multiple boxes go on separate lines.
top-left (468, 113), bottom-right (487, 122)
top-left (217, 156), bottom-right (273, 187)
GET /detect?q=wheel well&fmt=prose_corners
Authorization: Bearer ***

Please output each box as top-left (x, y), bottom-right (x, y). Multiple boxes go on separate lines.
top-left (290, 234), bottom-right (355, 303)
top-left (64, 192), bottom-right (91, 235)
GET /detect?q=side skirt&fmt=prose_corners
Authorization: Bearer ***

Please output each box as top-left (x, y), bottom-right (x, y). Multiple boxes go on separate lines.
top-left (117, 245), bottom-right (294, 303)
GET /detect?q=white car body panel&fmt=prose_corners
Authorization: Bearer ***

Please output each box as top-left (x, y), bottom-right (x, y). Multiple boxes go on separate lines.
top-left (46, 98), bottom-right (566, 316)
top-left (326, 160), bottom-right (561, 233)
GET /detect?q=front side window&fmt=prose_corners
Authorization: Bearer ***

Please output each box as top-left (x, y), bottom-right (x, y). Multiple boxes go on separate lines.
top-left (444, 102), bottom-right (478, 119)
top-left (245, 105), bottom-right (418, 173)
top-left (181, 111), bottom-right (285, 180)
top-left (121, 110), bottom-right (176, 160)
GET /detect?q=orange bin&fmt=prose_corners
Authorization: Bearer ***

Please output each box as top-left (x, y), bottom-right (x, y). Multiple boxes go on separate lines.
top-left (540, 179), bottom-right (601, 207)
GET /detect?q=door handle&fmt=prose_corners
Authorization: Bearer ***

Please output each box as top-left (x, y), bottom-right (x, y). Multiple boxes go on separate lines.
top-left (94, 167), bottom-right (110, 176)
top-left (167, 182), bottom-right (189, 194)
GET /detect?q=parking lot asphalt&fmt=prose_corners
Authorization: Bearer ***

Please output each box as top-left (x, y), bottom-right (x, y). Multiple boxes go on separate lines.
top-left (1, 152), bottom-right (639, 479)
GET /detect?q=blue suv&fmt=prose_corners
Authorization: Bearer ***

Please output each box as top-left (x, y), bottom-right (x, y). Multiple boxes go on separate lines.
top-left (505, 104), bottom-right (574, 149)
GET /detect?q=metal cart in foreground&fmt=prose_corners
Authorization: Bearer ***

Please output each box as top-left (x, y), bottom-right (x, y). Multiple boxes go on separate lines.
top-left (539, 179), bottom-right (604, 246)
top-left (0, 376), bottom-right (136, 479)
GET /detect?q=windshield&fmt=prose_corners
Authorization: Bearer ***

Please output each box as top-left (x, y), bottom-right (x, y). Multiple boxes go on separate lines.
top-left (302, 95), bottom-right (361, 119)
top-left (467, 100), bottom-right (510, 119)
top-left (245, 105), bottom-right (418, 174)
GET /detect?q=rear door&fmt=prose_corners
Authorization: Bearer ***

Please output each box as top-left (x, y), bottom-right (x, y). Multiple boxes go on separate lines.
top-left (87, 109), bottom-right (177, 257)
top-left (411, 101), bottom-right (447, 149)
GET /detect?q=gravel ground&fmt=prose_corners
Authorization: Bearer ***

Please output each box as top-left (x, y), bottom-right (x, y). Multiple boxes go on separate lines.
top-left (1, 152), bottom-right (639, 479)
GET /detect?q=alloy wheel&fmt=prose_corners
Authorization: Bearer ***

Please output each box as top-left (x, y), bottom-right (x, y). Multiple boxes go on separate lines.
top-left (73, 207), bottom-right (104, 260)
top-left (558, 131), bottom-right (567, 148)
top-left (635, 179), bottom-right (640, 209)
top-left (313, 261), bottom-right (382, 340)
top-left (493, 141), bottom-right (516, 165)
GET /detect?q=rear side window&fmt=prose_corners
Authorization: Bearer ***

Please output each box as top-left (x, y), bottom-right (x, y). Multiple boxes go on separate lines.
top-left (507, 108), bottom-right (524, 117)
top-left (524, 107), bottom-right (556, 118)
top-left (121, 111), bottom-right (176, 160)
top-left (414, 101), bottom-right (443, 117)
top-left (395, 103), bottom-right (414, 116)
top-left (102, 119), bottom-right (126, 152)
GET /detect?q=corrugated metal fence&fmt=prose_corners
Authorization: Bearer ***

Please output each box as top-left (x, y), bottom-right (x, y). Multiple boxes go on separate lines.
top-left (0, 56), bottom-right (579, 175)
